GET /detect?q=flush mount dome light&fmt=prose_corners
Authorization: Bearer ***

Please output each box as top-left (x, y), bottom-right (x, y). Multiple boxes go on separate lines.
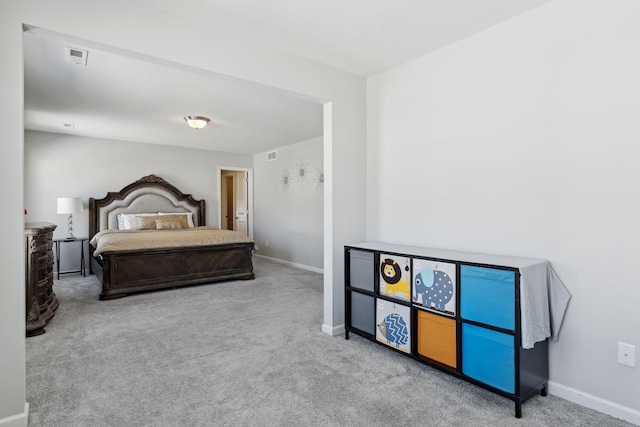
top-left (184, 116), bottom-right (210, 129)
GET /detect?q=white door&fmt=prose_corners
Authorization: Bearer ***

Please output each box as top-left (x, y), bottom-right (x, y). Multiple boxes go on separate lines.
top-left (234, 171), bottom-right (248, 235)
top-left (219, 169), bottom-right (250, 237)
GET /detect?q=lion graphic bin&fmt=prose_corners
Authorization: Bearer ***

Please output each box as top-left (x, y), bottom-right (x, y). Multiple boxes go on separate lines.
top-left (379, 254), bottom-right (411, 302)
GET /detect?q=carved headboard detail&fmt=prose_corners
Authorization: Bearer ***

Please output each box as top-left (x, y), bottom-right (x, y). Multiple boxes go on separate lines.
top-left (89, 175), bottom-right (206, 239)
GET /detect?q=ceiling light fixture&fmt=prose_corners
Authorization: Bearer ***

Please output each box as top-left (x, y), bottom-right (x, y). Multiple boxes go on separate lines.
top-left (184, 116), bottom-right (210, 130)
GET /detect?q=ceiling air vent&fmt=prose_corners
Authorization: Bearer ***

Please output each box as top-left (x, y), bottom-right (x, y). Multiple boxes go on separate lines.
top-left (267, 151), bottom-right (277, 161)
top-left (65, 46), bottom-right (88, 65)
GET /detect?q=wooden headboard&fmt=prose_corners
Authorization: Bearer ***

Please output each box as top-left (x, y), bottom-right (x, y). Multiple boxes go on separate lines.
top-left (89, 174), bottom-right (206, 239)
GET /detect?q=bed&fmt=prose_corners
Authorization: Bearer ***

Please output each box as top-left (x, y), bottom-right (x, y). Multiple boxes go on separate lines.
top-left (89, 174), bottom-right (255, 300)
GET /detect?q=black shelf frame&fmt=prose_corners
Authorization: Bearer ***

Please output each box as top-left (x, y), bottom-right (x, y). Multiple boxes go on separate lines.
top-left (344, 245), bottom-right (548, 418)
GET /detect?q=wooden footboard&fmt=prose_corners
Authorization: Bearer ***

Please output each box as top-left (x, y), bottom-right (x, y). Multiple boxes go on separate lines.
top-left (93, 242), bottom-right (254, 300)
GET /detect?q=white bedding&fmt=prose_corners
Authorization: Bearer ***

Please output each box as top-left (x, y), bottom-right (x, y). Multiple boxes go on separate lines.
top-left (91, 226), bottom-right (253, 256)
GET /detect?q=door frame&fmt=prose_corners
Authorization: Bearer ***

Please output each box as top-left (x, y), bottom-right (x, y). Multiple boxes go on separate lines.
top-left (217, 166), bottom-right (254, 239)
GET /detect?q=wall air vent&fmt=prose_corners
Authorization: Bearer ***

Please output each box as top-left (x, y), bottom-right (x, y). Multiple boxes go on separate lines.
top-left (267, 151), bottom-right (277, 161)
top-left (65, 46), bottom-right (88, 65)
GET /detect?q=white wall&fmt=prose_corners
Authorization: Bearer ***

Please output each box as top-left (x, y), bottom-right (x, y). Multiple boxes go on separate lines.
top-left (24, 131), bottom-right (252, 272)
top-left (0, 7), bottom-right (28, 426)
top-left (1, 1), bottom-right (366, 424)
top-left (367, 0), bottom-right (640, 422)
top-left (254, 137), bottom-right (323, 270)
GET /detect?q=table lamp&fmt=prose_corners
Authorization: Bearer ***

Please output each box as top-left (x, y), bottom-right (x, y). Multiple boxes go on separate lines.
top-left (57, 197), bottom-right (83, 239)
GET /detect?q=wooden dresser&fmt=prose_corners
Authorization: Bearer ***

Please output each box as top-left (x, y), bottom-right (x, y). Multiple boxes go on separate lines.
top-left (25, 222), bottom-right (58, 336)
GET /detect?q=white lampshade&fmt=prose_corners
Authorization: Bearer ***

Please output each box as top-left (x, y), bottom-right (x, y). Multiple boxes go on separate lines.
top-left (184, 116), bottom-right (210, 130)
top-left (57, 197), bottom-right (83, 214)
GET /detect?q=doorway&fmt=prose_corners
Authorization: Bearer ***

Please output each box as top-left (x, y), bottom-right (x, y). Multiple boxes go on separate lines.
top-left (223, 174), bottom-right (235, 230)
top-left (218, 167), bottom-right (253, 238)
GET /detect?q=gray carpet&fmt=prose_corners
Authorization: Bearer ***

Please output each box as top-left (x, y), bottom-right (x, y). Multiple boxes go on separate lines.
top-left (27, 257), bottom-right (632, 427)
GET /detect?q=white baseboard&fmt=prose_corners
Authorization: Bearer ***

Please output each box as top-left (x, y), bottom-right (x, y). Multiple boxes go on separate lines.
top-left (548, 381), bottom-right (640, 425)
top-left (322, 323), bottom-right (345, 336)
top-left (253, 254), bottom-right (323, 274)
top-left (0, 403), bottom-right (28, 427)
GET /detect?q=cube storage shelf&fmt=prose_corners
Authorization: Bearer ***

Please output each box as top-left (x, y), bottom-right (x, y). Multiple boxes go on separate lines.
top-left (344, 242), bottom-right (550, 418)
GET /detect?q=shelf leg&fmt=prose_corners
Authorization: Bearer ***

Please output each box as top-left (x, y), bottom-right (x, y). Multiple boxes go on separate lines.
top-left (541, 384), bottom-right (548, 397)
top-left (345, 330), bottom-right (350, 340)
top-left (515, 402), bottom-right (522, 418)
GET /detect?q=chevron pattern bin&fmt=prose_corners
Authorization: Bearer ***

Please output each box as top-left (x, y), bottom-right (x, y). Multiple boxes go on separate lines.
top-left (375, 299), bottom-right (411, 354)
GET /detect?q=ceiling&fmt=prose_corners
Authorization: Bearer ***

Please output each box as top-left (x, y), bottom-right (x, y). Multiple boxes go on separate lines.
top-left (130, 0), bottom-right (551, 77)
top-left (23, 0), bottom-right (551, 154)
top-left (23, 28), bottom-right (324, 155)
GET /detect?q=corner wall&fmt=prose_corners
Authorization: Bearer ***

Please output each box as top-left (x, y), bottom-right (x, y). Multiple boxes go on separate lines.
top-left (367, 0), bottom-right (640, 422)
top-left (253, 137), bottom-right (324, 270)
top-left (0, 6), bottom-right (28, 426)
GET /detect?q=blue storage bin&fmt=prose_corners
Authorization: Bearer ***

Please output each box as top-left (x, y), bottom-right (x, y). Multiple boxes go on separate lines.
top-left (460, 265), bottom-right (515, 330)
top-left (462, 323), bottom-right (515, 393)
top-left (350, 292), bottom-right (375, 335)
top-left (349, 250), bottom-right (375, 292)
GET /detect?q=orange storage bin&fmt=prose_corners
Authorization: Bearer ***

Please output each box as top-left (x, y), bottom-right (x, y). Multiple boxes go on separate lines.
top-left (417, 310), bottom-right (457, 368)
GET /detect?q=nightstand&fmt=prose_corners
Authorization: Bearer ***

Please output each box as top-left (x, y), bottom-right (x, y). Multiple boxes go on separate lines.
top-left (53, 237), bottom-right (88, 280)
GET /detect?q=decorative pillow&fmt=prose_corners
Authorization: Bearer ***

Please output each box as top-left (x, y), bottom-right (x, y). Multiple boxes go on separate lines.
top-left (136, 214), bottom-right (189, 230)
top-left (119, 213), bottom-right (157, 230)
top-left (155, 220), bottom-right (184, 230)
top-left (116, 213), bottom-right (125, 230)
top-left (158, 212), bottom-right (195, 228)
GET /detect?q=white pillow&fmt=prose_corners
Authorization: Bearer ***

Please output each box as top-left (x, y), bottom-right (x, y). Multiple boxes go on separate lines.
top-left (118, 213), bottom-right (157, 230)
top-left (158, 212), bottom-right (195, 228)
top-left (116, 214), bottom-right (125, 230)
